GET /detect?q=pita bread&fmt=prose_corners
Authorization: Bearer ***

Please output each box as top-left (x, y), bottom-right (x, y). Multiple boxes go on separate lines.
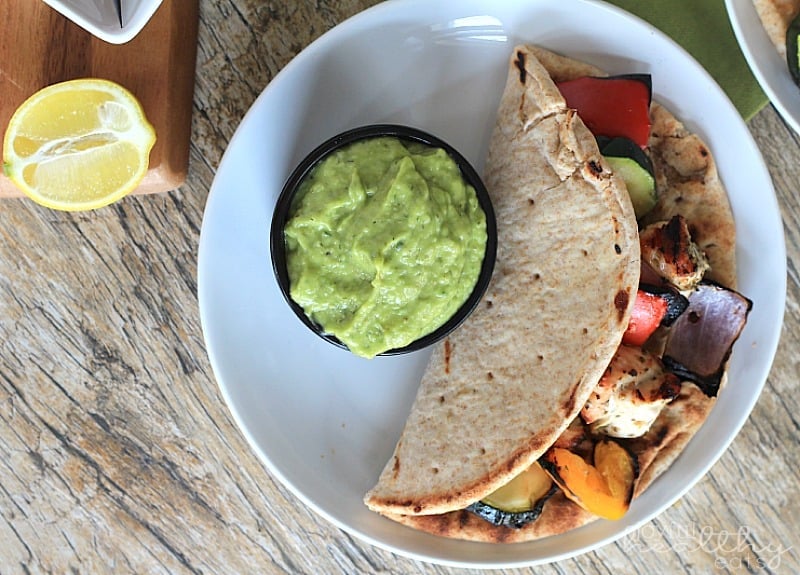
top-left (364, 46), bottom-right (738, 543)
top-left (752, 0), bottom-right (800, 57)
top-left (364, 45), bottom-right (640, 516)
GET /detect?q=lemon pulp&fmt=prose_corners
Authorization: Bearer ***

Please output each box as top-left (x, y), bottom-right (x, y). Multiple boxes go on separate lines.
top-left (3, 78), bottom-right (156, 211)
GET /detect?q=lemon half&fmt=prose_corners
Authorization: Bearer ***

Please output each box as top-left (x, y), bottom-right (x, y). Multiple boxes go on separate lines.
top-left (2, 78), bottom-right (156, 211)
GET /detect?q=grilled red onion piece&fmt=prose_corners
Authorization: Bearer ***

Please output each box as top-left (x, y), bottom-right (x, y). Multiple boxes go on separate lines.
top-left (662, 282), bottom-right (752, 396)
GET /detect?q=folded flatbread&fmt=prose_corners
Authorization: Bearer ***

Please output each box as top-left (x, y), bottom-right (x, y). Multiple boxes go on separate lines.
top-left (364, 45), bottom-right (737, 543)
top-left (365, 45), bottom-right (640, 516)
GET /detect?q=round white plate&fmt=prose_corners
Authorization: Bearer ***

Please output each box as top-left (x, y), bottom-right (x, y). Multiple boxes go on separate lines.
top-left (726, 0), bottom-right (800, 133)
top-left (198, 0), bottom-right (786, 567)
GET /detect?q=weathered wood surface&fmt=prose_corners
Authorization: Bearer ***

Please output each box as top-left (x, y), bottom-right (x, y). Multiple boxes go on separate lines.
top-left (0, 1), bottom-right (798, 574)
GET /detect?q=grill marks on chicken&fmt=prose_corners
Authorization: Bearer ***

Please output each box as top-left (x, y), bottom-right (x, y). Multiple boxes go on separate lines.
top-left (640, 215), bottom-right (709, 291)
top-left (581, 345), bottom-right (682, 438)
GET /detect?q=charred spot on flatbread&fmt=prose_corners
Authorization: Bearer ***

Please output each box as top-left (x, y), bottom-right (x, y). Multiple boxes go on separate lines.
top-left (515, 49), bottom-right (527, 84)
top-left (443, 339), bottom-right (453, 374)
top-left (615, 288), bottom-right (631, 321)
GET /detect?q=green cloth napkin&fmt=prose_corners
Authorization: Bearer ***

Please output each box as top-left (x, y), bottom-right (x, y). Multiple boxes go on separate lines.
top-left (606, 0), bottom-right (768, 120)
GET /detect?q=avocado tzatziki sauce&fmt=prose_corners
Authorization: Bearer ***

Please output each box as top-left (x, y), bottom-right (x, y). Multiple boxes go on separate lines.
top-left (284, 136), bottom-right (487, 358)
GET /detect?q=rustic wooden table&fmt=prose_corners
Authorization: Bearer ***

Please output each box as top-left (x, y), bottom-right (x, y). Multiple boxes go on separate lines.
top-left (1, 1), bottom-right (798, 574)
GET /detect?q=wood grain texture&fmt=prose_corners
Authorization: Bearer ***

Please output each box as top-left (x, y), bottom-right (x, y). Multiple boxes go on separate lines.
top-left (0, 0), bottom-right (199, 198)
top-left (0, 1), bottom-right (798, 574)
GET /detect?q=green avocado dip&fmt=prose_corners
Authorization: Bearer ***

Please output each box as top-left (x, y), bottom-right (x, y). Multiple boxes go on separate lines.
top-left (284, 136), bottom-right (487, 358)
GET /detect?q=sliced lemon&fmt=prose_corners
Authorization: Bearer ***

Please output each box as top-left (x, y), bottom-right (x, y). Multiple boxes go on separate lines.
top-left (2, 78), bottom-right (156, 211)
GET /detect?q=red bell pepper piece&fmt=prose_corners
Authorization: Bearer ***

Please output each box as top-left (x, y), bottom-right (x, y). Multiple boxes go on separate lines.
top-left (622, 289), bottom-right (668, 347)
top-left (557, 76), bottom-right (652, 148)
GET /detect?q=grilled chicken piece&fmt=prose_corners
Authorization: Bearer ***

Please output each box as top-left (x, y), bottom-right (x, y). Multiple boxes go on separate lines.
top-left (581, 345), bottom-right (682, 438)
top-left (639, 215), bottom-right (709, 292)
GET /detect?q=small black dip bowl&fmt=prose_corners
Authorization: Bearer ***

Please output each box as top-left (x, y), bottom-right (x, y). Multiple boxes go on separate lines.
top-left (270, 124), bottom-right (497, 356)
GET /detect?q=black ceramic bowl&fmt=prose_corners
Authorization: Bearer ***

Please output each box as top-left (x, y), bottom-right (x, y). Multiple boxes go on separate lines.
top-left (270, 124), bottom-right (497, 356)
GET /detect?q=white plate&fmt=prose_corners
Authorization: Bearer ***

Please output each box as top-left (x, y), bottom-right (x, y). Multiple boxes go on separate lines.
top-left (726, 0), bottom-right (800, 133)
top-left (42, 0), bottom-right (162, 44)
top-left (197, 0), bottom-right (786, 567)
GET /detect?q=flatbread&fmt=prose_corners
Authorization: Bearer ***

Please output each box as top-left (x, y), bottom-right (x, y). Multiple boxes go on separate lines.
top-left (752, 0), bottom-right (800, 57)
top-left (364, 46), bottom-right (738, 543)
top-left (364, 45), bottom-right (640, 516)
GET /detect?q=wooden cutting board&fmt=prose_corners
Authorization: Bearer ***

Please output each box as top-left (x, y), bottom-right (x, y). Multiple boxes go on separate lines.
top-left (0, 1), bottom-right (199, 198)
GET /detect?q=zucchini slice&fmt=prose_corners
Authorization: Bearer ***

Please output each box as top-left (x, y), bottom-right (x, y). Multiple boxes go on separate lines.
top-left (466, 462), bottom-right (556, 529)
top-left (597, 136), bottom-right (654, 173)
top-left (597, 136), bottom-right (657, 219)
